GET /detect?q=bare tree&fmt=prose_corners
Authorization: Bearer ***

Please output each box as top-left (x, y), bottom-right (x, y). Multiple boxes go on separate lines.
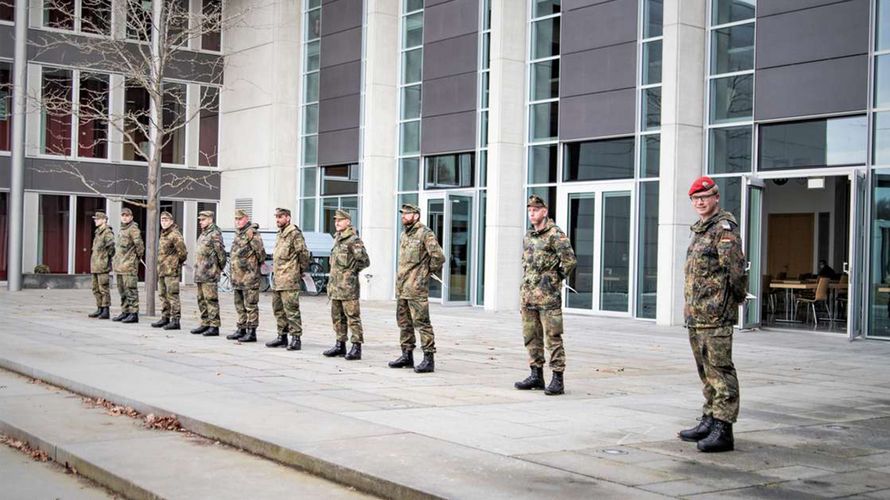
top-left (26, 0), bottom-right (254, 314)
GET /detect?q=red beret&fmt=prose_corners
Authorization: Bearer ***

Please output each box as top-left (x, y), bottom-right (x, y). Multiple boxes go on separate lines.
top-left (688, 176), bottom-right (717, 196)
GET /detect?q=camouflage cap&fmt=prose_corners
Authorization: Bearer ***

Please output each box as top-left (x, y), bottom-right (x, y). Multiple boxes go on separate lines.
top-left (92, 211), bottom-right (107, 220)
top-left (527, 194), bottom-right (547, 209)
top-left (197, 210), bottom-right (214, 219)
top-left (120, 208), bottom-right (133, 216)
top-left (274, 207), bottom-right (291, 217)
top-left (160, 211), bottom-right (174, 220)
top-left (234, 208), bottom-right (249, 219)
top-left (400, 203), bottom-right (420, 214)
top-left (333, 209), bottom-right (351, 220)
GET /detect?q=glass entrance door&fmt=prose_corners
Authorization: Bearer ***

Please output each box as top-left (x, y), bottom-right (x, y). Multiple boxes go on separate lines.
top-left (426, 198), bottom-right (445, 300)
top-left (422, 193), bottom-right (474, 305)
top-left (850, 170), bottom-right (868, 339)
top-left (558, 184), bottom-right (634, 315)
top-left (741, 178), bottom-right (764, 329)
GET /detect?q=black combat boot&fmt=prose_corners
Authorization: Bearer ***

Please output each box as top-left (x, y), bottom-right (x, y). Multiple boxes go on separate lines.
top-left (514, 366), bottom-right (545, 390)
top-left (151, 317), bottom-right (170, 328)
top-left (345, 343), bottom-right (362, 360)
top-left (544, 371), bottom-right (564, 395)
top-left (190, 325), bottom-right (209, 334)
top-left (163, 319), bottom-right (180, 331)
top-left (388, 349), bottom-right (414, 368)
top-left (88, 307), bottom-right (102, 318)
top-left (678, 415), bottom-right (714, 442)
top-left (266, 334), bottom-right (288, 348)
top-left (697, 419), bottom-right (734, 453)
top-left (98, 307), bottom-right (110, 319)
top-left (323, 341), bottom-right (347, 357)
top-left (202, 326), bottom-right (220, 337)
top-left (121, 313), bottom-right (139, 324)
top-left (238, 328), bottom-right (257, 343)
top-left (112, 311), bottom-right (128, 322)
top-left (286, 335), bottom-right (302, 351)
top-left (414, 352), bottom-right (435, 373)
top-left (226, 328), bottom-right (246, 340)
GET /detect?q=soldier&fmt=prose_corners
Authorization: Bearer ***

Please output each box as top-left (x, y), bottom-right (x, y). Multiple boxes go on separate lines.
top-left (112, 207), bottom-right (145, 323)
top-left (88, 211), bottom-right (114, 319)
top-left (151, 211), bottom-right (188, 330)
top-left (388, 203), bottom-right (445, 373)
top-left (514, 195), bottom-right (576, 396)
top-left (678, 176), bottom-right (746, 453)
top-left (322, 209), bottom-right (370, 360)
top-left (265, 208), bottom-right (310, 350)
top-left (226, 209), bottom-right (266, 342)
top-left (191, 211), bottom-right (227, 337)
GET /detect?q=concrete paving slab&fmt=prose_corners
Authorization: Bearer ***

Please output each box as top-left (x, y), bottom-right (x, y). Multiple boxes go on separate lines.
top-left (0, 444), bottom-right (113, 500)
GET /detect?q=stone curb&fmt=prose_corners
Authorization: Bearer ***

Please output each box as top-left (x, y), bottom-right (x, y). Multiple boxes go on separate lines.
top-left (0, 358), bottom-right (442, 500)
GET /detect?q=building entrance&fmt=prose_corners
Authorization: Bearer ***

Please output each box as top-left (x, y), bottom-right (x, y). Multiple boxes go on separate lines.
top-left (421, 192), bottom-right (474, 306)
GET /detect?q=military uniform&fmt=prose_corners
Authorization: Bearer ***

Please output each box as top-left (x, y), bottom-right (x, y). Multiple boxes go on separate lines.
top-left (390, 203), bottom-right (445, 372)
top-left (325, 209), bottom-right (370, 358)
top-left (113, 209), bottom-right (145, 320)
top-left (517, 195), bottom-right (576, 395)
top-left (229, 210), bottom-right (266, 337)
top-left (193, 212), bottom-right (227, 332)
top-left (271, 209), bottom-right (310, 345)
top-left (155, 213), bottom-right (188, 325)
top-left (680, 176), bottom-right (747, 453)
top-left (89, 212), bottom-right (114, 319)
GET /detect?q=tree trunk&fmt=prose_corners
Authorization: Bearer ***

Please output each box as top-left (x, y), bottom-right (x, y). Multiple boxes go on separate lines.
top-left (144, 0), bottom-right (165, 317)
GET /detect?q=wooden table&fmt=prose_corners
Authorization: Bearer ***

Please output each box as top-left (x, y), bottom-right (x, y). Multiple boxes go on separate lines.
top-left (769, 281), bottom-right (816, 323)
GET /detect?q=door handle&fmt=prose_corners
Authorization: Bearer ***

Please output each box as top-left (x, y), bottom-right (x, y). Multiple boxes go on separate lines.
top-left (843, 262), bottom-right (849, 274)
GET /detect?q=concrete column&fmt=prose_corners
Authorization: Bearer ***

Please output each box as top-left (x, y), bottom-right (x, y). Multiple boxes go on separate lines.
top-left (182, 200), bottom-right (197, 283)
top-left (22, 191), bottom-right (39, 273)
top-left (656, 0), bottom-right (706, 326)
top-left (483, 0), bottom-right (526, 312)
top-left (358, 0), bottom-right (398, 301)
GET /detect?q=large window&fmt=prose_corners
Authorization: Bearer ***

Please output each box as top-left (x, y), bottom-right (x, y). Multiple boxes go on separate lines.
top-left (201, 0), bottom-right (222, 51)
top-left (199, 86), bottom-right (219, 167)
top-left (123, 80), bottom-right (149, 161)
top-left (161, 82), bottom-right (186, 164)
top-left (870, 171), bottom-right (890, 337)
top-left (526, 0), bottom-right (560, 214)
top-left (44, 0), bottom-right (111, 35)
top-left (41, 68), bottom-right (110, 158)
top-left (425, 153), bottom-right (474, 189)
top-left (1, 0), bottom-right (12, 22)
top-left (77, 72), bottom-right (109, 158)
top-left (564, 137), bottom-right (635, 182)
top-left (41, 67), bottom-right (73, 156)
top-left (0, 62), bottom-right (10, 152)
top-left (759, 116), bottom-right (868, 170)
top-left (38, 194), bottom-right (70, 273)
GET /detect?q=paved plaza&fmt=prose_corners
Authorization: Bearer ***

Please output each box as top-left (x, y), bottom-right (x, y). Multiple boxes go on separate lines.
top-left (3, 287), bottom-right (890, 498)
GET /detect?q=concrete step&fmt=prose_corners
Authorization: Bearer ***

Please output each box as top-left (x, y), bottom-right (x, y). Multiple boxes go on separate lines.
top-left (0, 369), bottom-right (371, 500)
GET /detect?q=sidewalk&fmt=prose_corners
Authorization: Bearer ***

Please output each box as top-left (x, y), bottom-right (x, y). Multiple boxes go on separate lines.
top-left (3, 287), bottom-right (890, 498)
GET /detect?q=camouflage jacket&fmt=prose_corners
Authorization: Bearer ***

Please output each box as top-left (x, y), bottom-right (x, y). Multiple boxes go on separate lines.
top-left (272, 224), bottom-right (310, 291)
top-left (230, 222), bottom-right (266, 290)
top-left (396, 222), bottom-right (445, 299)
top-left (113, 221), bottom-right (144, 275)
top-left (684, 210), bottom-right (747, 328)
top-left (194, 224), bottom-right (227, 283)
top-left (328, 226), bottom-right (370, 300)
top-left (521, 219), bottom-right (577, 310)
top-left (89, 225), bottom-right (115, 274)
top-left (157, 224), bottom-right (188, 277)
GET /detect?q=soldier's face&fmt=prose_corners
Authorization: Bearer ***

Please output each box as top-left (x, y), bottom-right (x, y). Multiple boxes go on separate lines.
top-left (527, 206), bottom-right (547, 226)
top-left (691, 190), bottom-right (720, 220)
top-left (198, 217), bottom-right (210, 229)
top-left (121, 214), bottom-right (133, 224)
top-left (235, 216), bottom-right (249, 229)
top-left (334, 217), bottom-right (350, 232)
top-left (401, 212), bottom-right (419, 226)
top-left (160, 217), bottom-right (173, 229)
top-left (275, 213), bottom-right (290, 228)
top-left (94, 218), bottom-right (105, 227)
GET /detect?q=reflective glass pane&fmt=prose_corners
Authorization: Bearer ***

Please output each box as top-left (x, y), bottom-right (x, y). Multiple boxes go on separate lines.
top-left (425, 153), bottom-right (474, 189)
top-left (478, 149), bottom-right (487, 187)
top-left (305, 41), bottom-right (320, 71)
top-left (714, 176), bottom-right (742, 224)
top-left (306, 8), bottom-right (321, 40)
top-left (528, 144), bottom-right (558, 184)
top-left (399, 157), bottom-right (420, 191)
top-left (448, 195), bottom-right (473, 302)
top-left (564, 137), bottom-right (635, 181)
top-left (642, 87), bottom-right (661, 130)
top-left (403, 48), bottom-right (423, 84)
top-left (708, 125), bottom-right (752, 173)
top-left (401, 85), bottom-right (421, 120)
top-left (400, 121), bottom-right (420, 155)
top-left (303, 103), bottom-right (318, 134)
top-left (303, 135), bottom-right (317, 164)
top-left (870, 171), bottom-right (890, 336)
top-left (601, 192), bottom-right (631, 312)
top-left (531, 18), bottom-right (560, 60)
top-left (567, 193), bottom-right (595, 309)
top-left (405, 0), bottom-right (422, 13)
top-left (322, 164), bottom-right (359, 196)
top-left (712, 0), bottom-right (755, 26)
top-left (636, 182), bottom-right (658, 318)
top-left (302, 167), bottom-right (317, 197)
top-left (642, 41), bottom-right (662, 85)
top-left (759, 116), bottom-right (867, 170)
top-left (482, 33), bottom-right (490, 70)
top-left (481, 72), bottom-right (490, 108)
top-left (404, 12), bottom-right (423, 49)
top-left (643, 0), bottom-right (663, 38)
top-left (711, 24), bottom-right (754, 74)
top-left (426, 198), bottom-right (444, 298)
top-left (529, 102), bottom-right (558, 142)
top-left (875, 112), bottom-right (890, 165)
top-left (533, 0), bottom-right (560, 17)
top-left (78, 73), bottom-right (109, 159)
top-left (475, 191), bottom-right (486, 306)
top-left (879, 0), bottom-right (890, 51)
top-left (308, 0), bottom-right (321, 8)
top-left (876, 55), bottom-right (890, 109)
top-left (304, 72), bottom-right (319, 103)
top-left (709, 74), bottom-right (752, 124)
top-left (480, 110), bottom-right (488, 147)
top-left (301, 198), bottom-right (316, 232)
top-left (530, 59), bottom-right (559, 101)
top-left (640, 134), bottom-right (660, 177)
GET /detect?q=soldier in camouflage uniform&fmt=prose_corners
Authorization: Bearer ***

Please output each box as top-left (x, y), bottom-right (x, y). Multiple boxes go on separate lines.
top-left (151, 211), bottom-right (188, 330)
top-left (191, 211), bottom-right (227, 337)
top-left (679, 176), bottom-right (747, 453)
top-left (264, 208), bottom-right (310, 350)
top-left (515, 195), bottom-right (577, 396)
top-left (227, 209), bottom-right (266, 342)
top-left (322, 209), bottom-right (370, 360)
top-left (388, 203), bottom-right (445, 373)
top-left (112, 208), bottom-right (145, 323)
top-left (88, 211), bottom-right (114, 319)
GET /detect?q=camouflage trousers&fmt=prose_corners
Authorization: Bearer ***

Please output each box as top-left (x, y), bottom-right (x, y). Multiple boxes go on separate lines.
top-left (688, 326), bottom-right (740, 423)
top-left (91, 273), bottom-right (110, 308)
top-left (520, 307), bottom-right (565, 372)
top-left (233, 288), bottom-right (260, 328)
top-left (196, 283), bottom-right (220, 327)
top-left (157, 276), bottom-right (181, 320)
top-left (116, 274), bottom-right (139, 313)
top-left (397, 298), bottom-right (435, 353)
top-left (331, 299), bottom-right (363, 344)
top-left (272, 290), bottom-right (302, 337)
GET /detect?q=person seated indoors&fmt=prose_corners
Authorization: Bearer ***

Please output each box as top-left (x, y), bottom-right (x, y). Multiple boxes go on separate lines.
top-left (817, 260), bottom-right (837, 280)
